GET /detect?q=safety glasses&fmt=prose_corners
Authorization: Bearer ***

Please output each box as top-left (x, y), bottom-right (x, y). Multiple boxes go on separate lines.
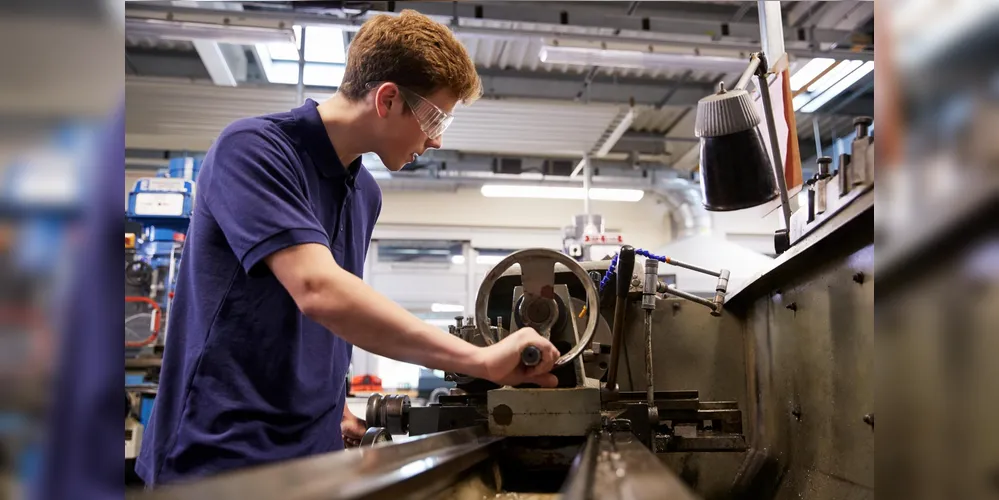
top-left (367, 81), bottom-right (454, 140)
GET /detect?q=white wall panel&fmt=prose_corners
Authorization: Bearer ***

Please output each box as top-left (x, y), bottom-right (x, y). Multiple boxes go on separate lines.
top-left (378, 187), bottom-right (673, 252)
top-left (371, 270), bottom-right (468, 307)
top-left (372, 224), bottom-right (561, 251)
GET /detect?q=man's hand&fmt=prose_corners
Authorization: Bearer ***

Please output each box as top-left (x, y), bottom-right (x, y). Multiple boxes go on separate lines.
top-left (475, 328), bottom-right (561, 388)
top-left (341, 405), bottom-right (366, 448)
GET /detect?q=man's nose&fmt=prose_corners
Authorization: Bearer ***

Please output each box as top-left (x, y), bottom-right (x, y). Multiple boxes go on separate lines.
top-left (425, 135), bottom-right (443, 150)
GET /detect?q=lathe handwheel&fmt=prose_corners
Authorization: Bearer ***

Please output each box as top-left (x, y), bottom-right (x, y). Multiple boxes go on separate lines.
top-left (474, 248), bottom-right (600, 367)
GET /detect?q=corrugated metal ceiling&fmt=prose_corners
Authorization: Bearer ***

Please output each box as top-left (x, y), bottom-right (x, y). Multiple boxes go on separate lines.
top-left (631, 106), bottom-right (688, 133)
top-left (456, 32), bottom-right (724, 83)
top-left (124, 78), bottom-right (622, 156)
top-left (126, 34), bottom-right (195, 51)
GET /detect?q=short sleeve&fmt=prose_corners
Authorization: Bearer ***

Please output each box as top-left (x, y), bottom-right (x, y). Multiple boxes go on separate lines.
top-left (201, 124), bottom-right (329, 276)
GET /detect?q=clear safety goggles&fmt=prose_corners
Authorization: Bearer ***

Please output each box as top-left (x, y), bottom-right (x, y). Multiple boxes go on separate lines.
top-left (367, 81), bottom-right (454, 139)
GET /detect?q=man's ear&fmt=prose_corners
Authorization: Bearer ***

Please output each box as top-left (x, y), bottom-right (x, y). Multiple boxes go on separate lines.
top-left (373, 84), bottom-right (399, 118)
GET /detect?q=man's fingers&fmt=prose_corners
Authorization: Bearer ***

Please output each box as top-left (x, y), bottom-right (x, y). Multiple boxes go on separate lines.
top-left (548, 344), bottom-right (561, 364)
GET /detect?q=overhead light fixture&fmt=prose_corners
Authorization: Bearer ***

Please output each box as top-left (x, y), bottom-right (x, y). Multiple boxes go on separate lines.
top-left (431, 303), bottom-right (464, 313)
top-left (792, 60), bottom-right (865, 112)
top-left (789, 58), bottom-right (835, 91)
top-left (539, 45), bottom-right (747, 73)
top-left (799, 61), bottom-right (875, 113)
top-left (805, 60), bottom-right (863, 95)
top-left (480, 184), bottom-right (645, 202)
top-left (126, 18), bottom-right (296, 45)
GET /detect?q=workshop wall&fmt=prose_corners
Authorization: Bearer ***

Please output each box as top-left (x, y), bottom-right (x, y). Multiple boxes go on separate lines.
top-left (709, 198), bottom-right (787, 256)
top-left (377, 187), bottom-right (674, 252)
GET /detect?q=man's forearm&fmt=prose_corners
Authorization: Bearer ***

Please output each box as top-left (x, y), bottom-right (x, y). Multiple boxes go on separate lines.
top-left (303, 266), bottom-right (484, 377)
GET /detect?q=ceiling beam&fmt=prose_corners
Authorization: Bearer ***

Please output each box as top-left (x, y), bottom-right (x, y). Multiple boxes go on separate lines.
top-left (478, 71), bottom-right (716, 106)
top-left (593, 107), bottom-right (637, 157)
top-left (392, 2), bottom-right (858, 46)
top-left (176, 1), bottom-right (248, 86)
top-left (125, 3), bottom-right (873, 61)
top-left (122, 52), bottom-right (720, 106)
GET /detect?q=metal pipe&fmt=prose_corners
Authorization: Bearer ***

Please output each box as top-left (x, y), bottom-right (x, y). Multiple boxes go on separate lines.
top-left (734, 54), bottom-right (761, 91)
top-left (757, 0), bottom-right (786, 68)
top-left (605, 246), bottom-right (636, 391)
top-left (642, 258), bottom-right (658, 412)
top-left (812, 118), bottom-right (823, 158)
top-left (644, 310), bottom-right (655, 406)
top-left (661, 256), bottom-right (721, 277)
top-left (583, 153), bottom-right (591, 216)
top-left (296, 25), bottom-right (307, 105)
top-left (757, 71), bottom-right (792, 232)
top-left (712, 269), bottom-right (730, 312)
top-left (657, 282), bottom-right (719, 313)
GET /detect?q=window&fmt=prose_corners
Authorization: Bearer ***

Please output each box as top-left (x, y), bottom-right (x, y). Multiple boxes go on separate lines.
top-left (377, 240), bottom-right (465, 264)
top-left (256, 25), bottom-right (347, 88)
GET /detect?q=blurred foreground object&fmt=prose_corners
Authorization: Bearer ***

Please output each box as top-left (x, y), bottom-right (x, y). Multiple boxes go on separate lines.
top-left (877, 2), bottom-right (999, 500)
top-left (0, 1), bottom-right (124, 498)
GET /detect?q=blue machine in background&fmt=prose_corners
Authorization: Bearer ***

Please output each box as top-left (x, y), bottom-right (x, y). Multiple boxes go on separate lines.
top-left (125, 156), bottom-right (201, 349)
top-left (125, 156), bottom-right (202, 442)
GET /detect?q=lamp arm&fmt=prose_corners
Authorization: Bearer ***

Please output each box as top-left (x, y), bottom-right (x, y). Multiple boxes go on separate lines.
top-left (735, 53), bottom-right (762, 91)
top-left (755, 67), bottom-right (793, 233)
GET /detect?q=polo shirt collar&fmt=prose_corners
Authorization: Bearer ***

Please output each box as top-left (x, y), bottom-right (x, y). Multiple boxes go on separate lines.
top-left (293, 99), bottom-right (363, 184)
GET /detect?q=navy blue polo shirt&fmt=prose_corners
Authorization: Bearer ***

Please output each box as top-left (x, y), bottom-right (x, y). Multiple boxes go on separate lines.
top-left (136, 99), bottom-right (381, 486)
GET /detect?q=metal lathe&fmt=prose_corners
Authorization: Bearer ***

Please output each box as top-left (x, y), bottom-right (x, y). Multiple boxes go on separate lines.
top-left (132, 167), bottom-right (873, 499)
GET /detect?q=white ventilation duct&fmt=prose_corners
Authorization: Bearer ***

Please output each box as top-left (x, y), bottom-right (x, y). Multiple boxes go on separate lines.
top-left (651, 177), bottom-right (712, 241)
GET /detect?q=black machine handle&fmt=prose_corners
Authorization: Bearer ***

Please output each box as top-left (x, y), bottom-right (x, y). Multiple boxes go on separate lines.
top-left (521, 345), bottom-right (542, 367)
top-left (606, 245), bottom-right (636, 391)
top-left (616, 246), bottom-right (636, 298)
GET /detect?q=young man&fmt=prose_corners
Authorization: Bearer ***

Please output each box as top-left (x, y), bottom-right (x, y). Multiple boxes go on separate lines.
top-left (136, 11), bottom-right (560, 486)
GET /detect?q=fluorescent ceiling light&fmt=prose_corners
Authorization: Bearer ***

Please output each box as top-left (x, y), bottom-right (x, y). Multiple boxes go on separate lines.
top-left (789, 58), bottom-right (835, 91)
top-left (539, 45), bottom-right (746, 73)
top-left (431, 303), bottom-right (465, 313)
top-left (792, 59), bottom-right (866, 112)
top-left (806, 60), bottom-right (863, 95)
top-left (450, 255), bottom-right (466, 265)
top-left (791, 93), bottom-right (813, 111)
top-left (126, 18), bottom-right (296, 45)
top-left (480, 184), bottom-right (645, 202)
top-left (799, 61), bottom-right (875, 113)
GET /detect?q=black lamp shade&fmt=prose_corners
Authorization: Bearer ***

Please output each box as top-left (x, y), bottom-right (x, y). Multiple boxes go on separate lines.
top-left (694, 85), bottom-right (780, 212)
top-left (699, 129), bottom-right (779, 211)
